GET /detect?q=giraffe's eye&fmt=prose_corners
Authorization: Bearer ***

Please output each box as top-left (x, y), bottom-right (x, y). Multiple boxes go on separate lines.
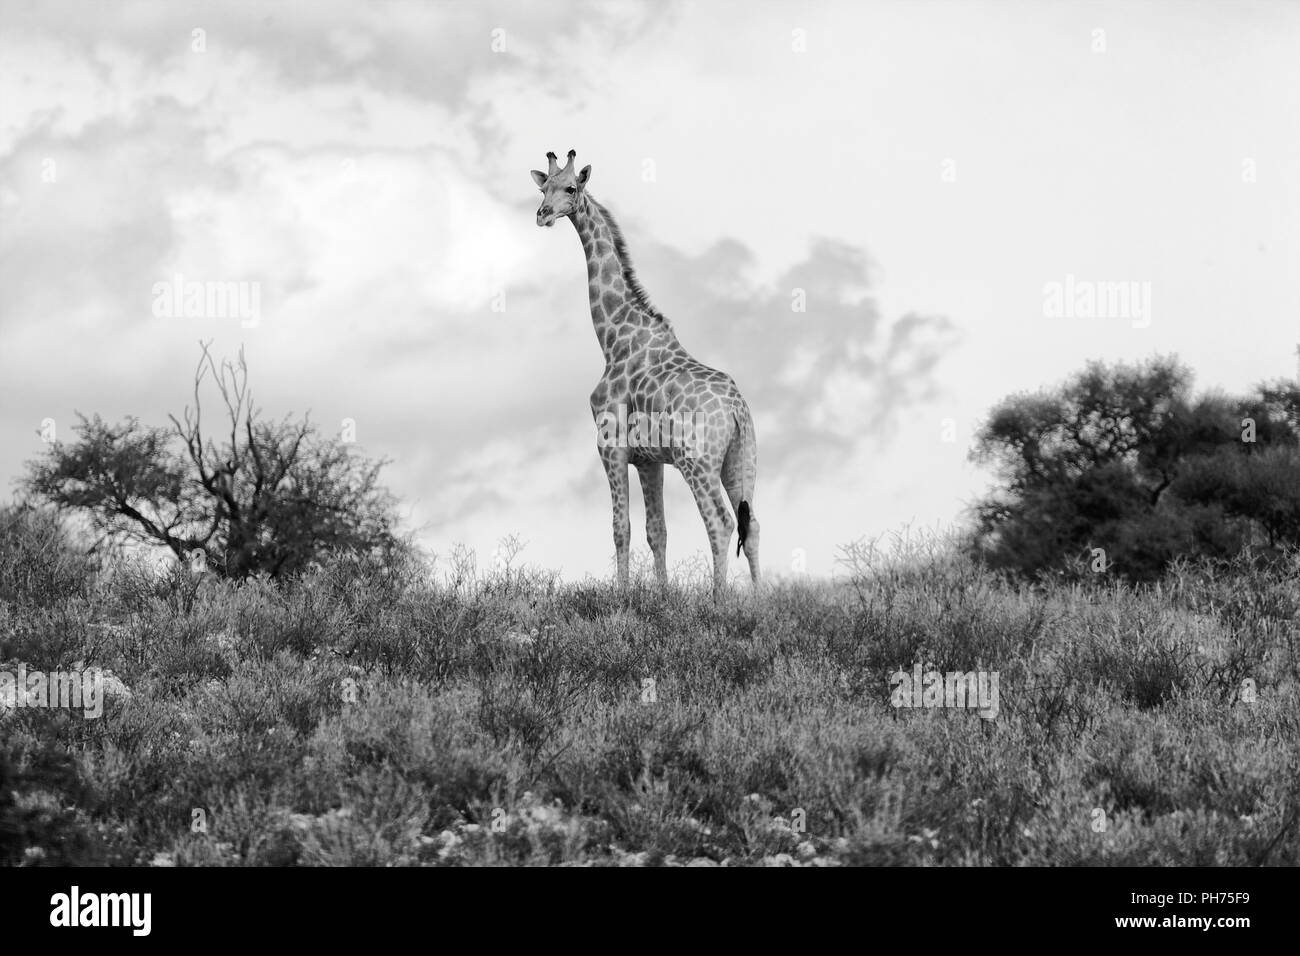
top-left (566, 186), bottom-right (576, 194)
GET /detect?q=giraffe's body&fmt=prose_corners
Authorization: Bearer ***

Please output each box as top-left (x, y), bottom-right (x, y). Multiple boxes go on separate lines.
top-left (532, 151), bottom-right (760, 598)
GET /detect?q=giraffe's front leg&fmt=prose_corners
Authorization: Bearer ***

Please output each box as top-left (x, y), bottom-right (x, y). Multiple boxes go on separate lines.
top-left (636, 462), bottom-right (668, 586)
top-left (599, 448), bottom-right (631, 590)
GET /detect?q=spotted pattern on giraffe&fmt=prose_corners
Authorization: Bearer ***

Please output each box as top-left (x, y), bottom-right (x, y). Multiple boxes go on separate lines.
top-left (532, 150), bottom-right (760, 599)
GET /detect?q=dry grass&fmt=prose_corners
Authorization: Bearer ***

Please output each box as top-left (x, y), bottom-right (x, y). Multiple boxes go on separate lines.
top-left (2, 509), bottom-right (1298, 866)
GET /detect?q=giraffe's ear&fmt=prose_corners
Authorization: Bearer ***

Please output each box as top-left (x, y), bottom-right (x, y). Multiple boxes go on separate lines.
top-left (577, 165), bottom-right (592, 187)
top-left (530, 170), bottom-right (547, 188)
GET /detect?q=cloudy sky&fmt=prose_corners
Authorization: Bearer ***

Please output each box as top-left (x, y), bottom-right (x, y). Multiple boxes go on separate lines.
top-left (2, 0), bottom-right (1297, 580)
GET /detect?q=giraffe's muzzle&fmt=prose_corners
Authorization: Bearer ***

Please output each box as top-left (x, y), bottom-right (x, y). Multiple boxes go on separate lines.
top-left (537, 205), bottom-right (558, 227)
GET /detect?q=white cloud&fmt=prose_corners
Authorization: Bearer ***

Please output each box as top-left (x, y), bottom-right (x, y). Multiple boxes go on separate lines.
top-left (2, 0), bottom-right (1297, 580)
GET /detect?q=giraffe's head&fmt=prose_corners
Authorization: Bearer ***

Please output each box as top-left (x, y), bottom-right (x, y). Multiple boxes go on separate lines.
top-left (531, 149), bottom-right (591, 227)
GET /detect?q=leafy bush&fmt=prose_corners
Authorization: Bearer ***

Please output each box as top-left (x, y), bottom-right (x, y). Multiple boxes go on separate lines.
top-left (969, 357), bottom-right (1300, 580)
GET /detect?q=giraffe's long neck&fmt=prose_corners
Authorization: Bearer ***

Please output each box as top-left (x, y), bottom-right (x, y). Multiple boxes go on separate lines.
top-left (570, 194), bottom-right (678, 364)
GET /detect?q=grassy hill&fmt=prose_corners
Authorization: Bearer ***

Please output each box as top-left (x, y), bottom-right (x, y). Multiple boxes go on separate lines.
top-left (2, 509), bottom-right (1297, 866)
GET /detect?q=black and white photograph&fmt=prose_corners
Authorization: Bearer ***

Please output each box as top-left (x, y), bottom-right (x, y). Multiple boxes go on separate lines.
top-left (0, 0), bottom-right (1296, 935)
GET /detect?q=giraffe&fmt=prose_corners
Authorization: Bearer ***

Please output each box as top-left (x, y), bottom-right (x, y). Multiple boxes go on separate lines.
top-left (531, 149), bottom-right (760, 600)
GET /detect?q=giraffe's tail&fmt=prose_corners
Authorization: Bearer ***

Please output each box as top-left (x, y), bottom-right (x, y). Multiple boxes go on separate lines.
top-left (732, 405), bottom-right (757, 557)
top-left (736, 501), bottom-right (751, 557)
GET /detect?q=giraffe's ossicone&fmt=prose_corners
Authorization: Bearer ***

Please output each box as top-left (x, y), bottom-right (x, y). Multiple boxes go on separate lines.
top-left (531, 149), bottom-right (760, 599)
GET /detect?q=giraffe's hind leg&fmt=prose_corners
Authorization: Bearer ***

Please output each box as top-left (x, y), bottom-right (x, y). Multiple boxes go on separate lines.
top-left (636, 462), bottom-right (668, 585)
top-left (680, 460), bottom-right (734, 601)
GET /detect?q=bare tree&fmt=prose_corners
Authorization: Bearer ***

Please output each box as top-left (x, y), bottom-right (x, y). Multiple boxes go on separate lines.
top-left (25, 341), bottom-right (405, 579)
